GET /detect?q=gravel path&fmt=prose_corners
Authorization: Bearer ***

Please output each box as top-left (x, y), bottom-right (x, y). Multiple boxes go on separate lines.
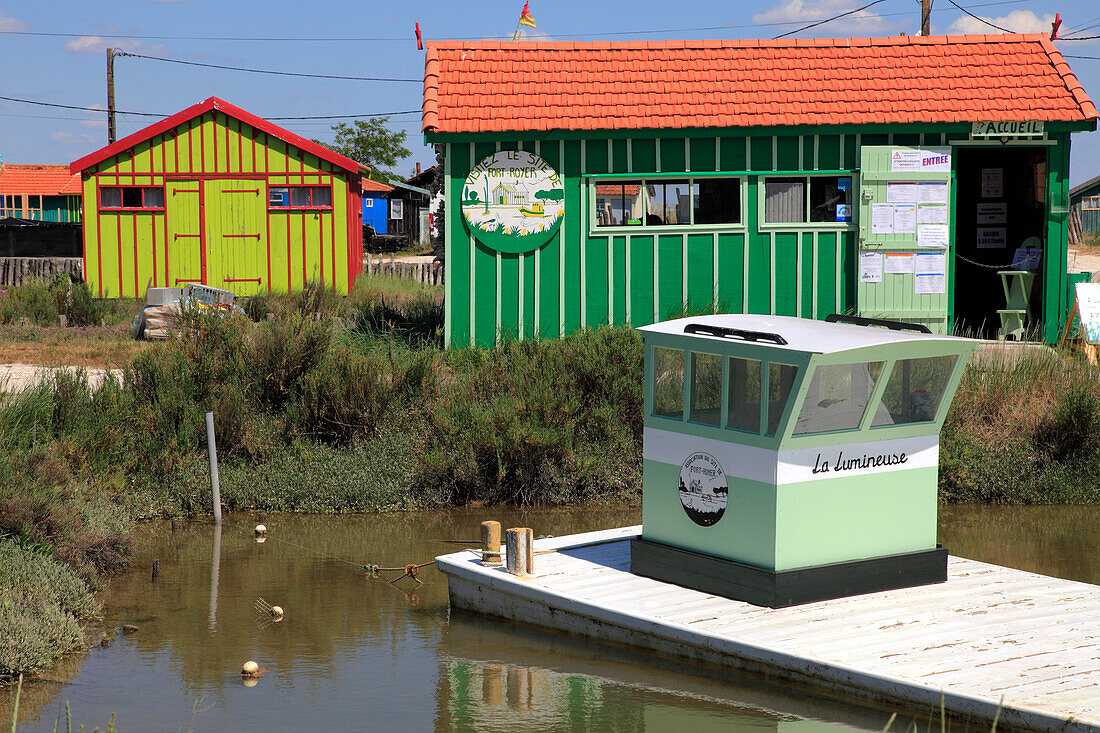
top-left (0, 363), bottom-right (123, 393)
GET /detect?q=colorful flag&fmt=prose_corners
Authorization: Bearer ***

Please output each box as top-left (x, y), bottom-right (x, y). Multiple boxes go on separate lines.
top-left (518, 2), bottom-right (536, 28)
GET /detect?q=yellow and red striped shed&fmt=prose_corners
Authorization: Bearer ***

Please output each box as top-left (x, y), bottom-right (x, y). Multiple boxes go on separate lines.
top-left (70, 97), bottom-right (364, 298)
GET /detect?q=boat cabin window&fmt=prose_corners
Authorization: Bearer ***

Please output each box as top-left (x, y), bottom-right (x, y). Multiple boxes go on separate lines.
top-left (872, 355), bottom-right (958, 426)
top-left (690, 352), bottom-right (722, 425)
top-left (652, 347), bottom-right (684, 419)
top-left (726, 357), bottom-right (762, 433)
top-left (794, 361), bottom-right (886, 435)
top-left (767, 362), bottom-right (799, 436)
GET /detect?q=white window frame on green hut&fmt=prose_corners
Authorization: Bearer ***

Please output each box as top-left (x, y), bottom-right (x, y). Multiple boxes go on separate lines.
top-left (587, 173), bottom-right (748, 234)
top-left (758, 173), bottom-right (856, 231)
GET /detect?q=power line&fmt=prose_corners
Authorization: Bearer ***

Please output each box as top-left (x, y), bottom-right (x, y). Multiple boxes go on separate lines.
top-left (0, 94), bottom-right (160, 117)
top-left (943, 0), bottom-right (1015, 33)
top-left (116, 52), bottom-right (421, 83)
top-left (0, 94), bottom-right (420, 121)
top-left (0, 1), bottom-right (1036, 44)
top-left (774, 0), bottom-right (889, 39)
top-left (1063, 55), bottom-right (1100, 60)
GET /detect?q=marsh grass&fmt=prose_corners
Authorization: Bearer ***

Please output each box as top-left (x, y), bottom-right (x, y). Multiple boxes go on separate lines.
top-left (941, 347), bottom-right (1100, 502)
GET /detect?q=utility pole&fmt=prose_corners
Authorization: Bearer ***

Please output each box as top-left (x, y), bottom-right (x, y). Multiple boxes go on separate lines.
top-left (106, 47), bottom-right (116, 144)
top-left (920, 0), bottom-right (931, 36)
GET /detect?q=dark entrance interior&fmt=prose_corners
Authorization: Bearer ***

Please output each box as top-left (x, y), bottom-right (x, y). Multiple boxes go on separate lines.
top-left (953, 147), bottom-right (1047, 338)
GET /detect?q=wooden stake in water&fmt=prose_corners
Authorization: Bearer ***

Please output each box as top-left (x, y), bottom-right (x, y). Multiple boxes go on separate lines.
top-left (205, 412), bottom-right (222, 525)
top-left (505, 527), bottom-right (534, 576)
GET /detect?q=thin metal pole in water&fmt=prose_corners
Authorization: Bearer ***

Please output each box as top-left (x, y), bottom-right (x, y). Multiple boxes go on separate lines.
top-left (205, 412), bottom-right (222, 525)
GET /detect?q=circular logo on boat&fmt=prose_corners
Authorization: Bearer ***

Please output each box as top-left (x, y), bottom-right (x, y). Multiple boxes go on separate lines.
top-left (678, 452), bottom-right (728, 527)
top-left (461, 151), bottom-right (564, 254)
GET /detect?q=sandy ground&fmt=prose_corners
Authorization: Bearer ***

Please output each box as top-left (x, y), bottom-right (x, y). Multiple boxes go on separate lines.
top-left (1069, 252), bottom-right (1100, 280)
top-left (0, 362), bottom-right (123, 393)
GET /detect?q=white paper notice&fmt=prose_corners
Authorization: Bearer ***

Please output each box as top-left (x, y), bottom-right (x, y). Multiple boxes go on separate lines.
top-left (884, 253), bottom-right (915, 273)
top-left (981, 168), bottom-right (1003, 198)
top-left (917, 224), bottom-right (949, 248)
top-left (976, 203), bottom-right (1007, 225)
top-left (915, 274), bottom-right (946, 294)
top-left (890, 149), bottom-right (922, 172)
top-left (917, 204), bottom-right (948, 224)
top-left (887, 182), bottom-right (919, 203)
top-left (917, 182), bottom-right (950, 204)
top-left (892, 204), bottom-right (917, 234)
top-left (871, 203), bottom-right (895, 234)
top-left (976, 227), bottom-right (1007, 249)
top-left (860, 252), bottom-right (883, 283)
top-left (915, 252), bottom-right (946, 275)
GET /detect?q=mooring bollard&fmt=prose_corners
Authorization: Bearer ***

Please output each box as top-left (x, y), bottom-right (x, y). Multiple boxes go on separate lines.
top-left (505, 527), bottom-right (534, 576)
top-left (481, 520), bottom-right (502, 565)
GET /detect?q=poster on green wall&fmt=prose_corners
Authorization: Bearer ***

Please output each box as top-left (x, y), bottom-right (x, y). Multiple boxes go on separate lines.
top-left (461, 151), bottom-right (564, 254)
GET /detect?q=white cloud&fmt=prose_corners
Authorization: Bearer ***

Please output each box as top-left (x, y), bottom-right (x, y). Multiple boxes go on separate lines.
top-left (50, 131), bottom-right (96, 145)
top-left (64, 35), bottom-right (164, 55)
top-left (0, 11), bottom-right (27, 31)
top-left (945, 9), bottom-right (1053, 35)
top-left (753, 0), bottom-right (896, 36)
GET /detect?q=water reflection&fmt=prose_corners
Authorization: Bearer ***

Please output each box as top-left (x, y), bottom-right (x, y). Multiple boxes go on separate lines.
top-left (4, 503), bottom-right (1097, 731)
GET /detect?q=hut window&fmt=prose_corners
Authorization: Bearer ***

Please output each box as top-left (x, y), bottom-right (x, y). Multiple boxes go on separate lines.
top-left (99, 186), bottom-right (165, 210)
top-left (594, 177), bottom-right (741, 228)
top-left (872, 355), bottom-right (957, 426)
top-left (649, 180), bottom-right (692, 225)
top-left (793, 361), bottom-right (885, 435)
top-left (726, 357), bottom-right (761, 434)
top-left (269, 186), bottom-right (334, 210)
top-left (764, 176), bottom-right (852, 224)
top-left (652, 347), bottom-right (684, 420)
top-left (689, 352), bottom-right (722, 426)
top-left (695, 178), bottom-right (741, 224)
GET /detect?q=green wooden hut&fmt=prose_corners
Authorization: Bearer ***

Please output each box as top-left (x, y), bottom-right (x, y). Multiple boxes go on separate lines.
top-left (423, 34), bottom-right (1097, 346)
top-left (70, 97), bottom-right (365, 299)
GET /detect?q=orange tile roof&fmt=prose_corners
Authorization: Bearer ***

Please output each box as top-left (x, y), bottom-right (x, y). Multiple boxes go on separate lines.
top-left (362, 178), bottom-right (394, 194)
top-left (423, 35), bottom-right (1097, 135)
top-left (0, 164), bottom-right (82, 196)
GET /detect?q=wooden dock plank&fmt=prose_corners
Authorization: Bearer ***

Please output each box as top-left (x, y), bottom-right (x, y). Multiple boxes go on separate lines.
top-left (437, 528), bottom-right (1100, 732)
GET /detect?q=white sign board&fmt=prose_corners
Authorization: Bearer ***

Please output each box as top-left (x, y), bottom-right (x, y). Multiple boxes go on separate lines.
top-left (981, 168), bottom-right (1004, 198)
top-left (976, 227), bottom-right (1007, 249)
top-left (1075, 282), bottom-right (1100, 345)
top-left (971, 121), bottom-right (1044, 138)
top-left (976, 203), bottom-right (1007, 225)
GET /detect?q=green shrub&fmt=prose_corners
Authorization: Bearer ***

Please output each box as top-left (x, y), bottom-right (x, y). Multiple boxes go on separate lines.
top-left (0, 538), bottom-right (99, 678)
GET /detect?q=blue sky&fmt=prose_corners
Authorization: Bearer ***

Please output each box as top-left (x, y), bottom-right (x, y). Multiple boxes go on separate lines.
top-left (1, 0), bottom-right (1098, 184)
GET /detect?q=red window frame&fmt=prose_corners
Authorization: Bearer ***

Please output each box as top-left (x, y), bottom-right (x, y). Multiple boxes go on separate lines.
top-left (98, 185), bottom-right (166, 212)
top-left (267, 184), bottom-right (334, 211)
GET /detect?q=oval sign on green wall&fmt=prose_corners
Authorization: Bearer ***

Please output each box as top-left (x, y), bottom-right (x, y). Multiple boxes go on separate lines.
top-left (461, 151), bottom-right (564, 254)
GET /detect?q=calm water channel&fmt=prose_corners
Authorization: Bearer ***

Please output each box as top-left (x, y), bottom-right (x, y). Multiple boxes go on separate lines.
top-left (5, 504), bottom-right (1099, 732)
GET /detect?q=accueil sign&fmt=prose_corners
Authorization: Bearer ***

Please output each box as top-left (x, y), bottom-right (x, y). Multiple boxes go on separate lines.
top-left (971, 121), bottom-right (1045, 139)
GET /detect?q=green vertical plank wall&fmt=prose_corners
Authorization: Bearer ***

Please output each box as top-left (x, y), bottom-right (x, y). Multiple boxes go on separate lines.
top-left (441, 127), bottom-right (1077, 347)
top-left (79, 109), bottom-right (359, 299)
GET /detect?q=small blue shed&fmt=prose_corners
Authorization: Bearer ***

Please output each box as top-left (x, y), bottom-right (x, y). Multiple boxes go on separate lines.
top-left (362, 178), bottom-right (392, 234)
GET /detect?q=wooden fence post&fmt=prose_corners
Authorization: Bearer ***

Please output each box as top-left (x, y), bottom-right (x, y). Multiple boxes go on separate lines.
top-left (481, 520), bottom-right (502, 565)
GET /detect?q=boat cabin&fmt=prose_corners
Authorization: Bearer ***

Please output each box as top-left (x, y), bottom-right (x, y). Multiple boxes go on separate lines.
top-left (632, 313), bottom-right (977, 607)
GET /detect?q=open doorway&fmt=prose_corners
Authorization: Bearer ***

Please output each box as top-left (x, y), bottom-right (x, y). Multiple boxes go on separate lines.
top-left (953, 147), bottom-right (1047, 338)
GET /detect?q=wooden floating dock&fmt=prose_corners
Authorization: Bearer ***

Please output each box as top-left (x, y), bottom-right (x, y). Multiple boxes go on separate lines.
top-left (436, 527), bottom-right (1100, 732)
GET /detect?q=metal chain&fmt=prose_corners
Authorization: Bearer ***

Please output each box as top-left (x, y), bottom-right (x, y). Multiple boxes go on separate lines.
top-left (953, 252), bottom-right (1025, 270)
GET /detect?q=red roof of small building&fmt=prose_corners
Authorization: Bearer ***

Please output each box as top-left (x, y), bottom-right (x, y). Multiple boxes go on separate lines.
top-left (0, 164), bottom-right (82, 196)
top-left (362, 177), bottom-right (394, 194)
top-left (70, 97), bottom-right (364, 175)
top-left (423, 35), bottom-right (1097, 135)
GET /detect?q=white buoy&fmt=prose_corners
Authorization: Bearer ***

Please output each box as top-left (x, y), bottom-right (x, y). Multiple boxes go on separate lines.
top-left (241, 660), bottom-right (260, 677)
top-left (270, 605), bottom-right (284, 621)
top-left (254, 524), bottom-right (267, 537)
